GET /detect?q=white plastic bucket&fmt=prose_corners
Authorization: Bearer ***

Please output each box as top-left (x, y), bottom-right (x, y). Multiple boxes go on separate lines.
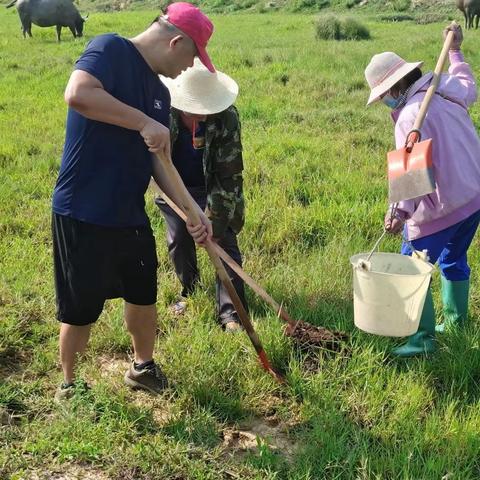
top-left (350, 252), bottom-right (434, 337)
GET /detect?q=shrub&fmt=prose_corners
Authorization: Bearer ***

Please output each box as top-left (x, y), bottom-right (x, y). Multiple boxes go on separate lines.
top-left (315, 14), bottom-right (341, 40)
top-left (315, 15), bottom-right (370, 41)
top-left (342, 17), bottom-right (371, 39)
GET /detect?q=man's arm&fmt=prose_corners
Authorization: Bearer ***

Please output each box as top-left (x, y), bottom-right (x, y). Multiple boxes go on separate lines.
top-left (208, 107), bottom-right (245, 239)
top-left (64, 69), bottom-right (171, 156)
top-left (443, 22), bottom-right (477, 107)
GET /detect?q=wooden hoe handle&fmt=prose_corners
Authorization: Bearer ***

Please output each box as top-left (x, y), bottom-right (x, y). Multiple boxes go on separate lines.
top-left (152, 184), bottom-right (296, 326)
top-left (153, 153), bottom-right (282, 382)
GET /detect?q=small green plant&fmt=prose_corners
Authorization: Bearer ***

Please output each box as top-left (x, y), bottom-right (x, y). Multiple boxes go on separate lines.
top-left (379, 14), bottom-right (414, 22)
top-left (392, 0), bottom-right (411, 12)
top-left (315, 15), bottom-right (370, 40)
top-left (290, 0), bottom-right (330, 12)
top-left (345, 0), bottom-right (361, 9)
top-left (415, 13), bottom-right (449, 24)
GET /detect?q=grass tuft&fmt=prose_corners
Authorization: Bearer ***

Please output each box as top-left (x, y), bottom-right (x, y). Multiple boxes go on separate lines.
top-left (315, 14), bottom-right (370, 40)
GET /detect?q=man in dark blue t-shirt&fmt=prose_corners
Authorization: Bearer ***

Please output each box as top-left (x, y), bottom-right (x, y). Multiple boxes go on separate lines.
top-left (52, 3), bottom-right (214, 401)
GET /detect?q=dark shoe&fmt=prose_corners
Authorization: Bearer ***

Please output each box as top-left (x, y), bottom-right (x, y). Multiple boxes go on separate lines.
top-left (124, 361), bottom-right (169, 395)
top-left (169, 299), bottom-right (187, 316)
top-left (219, 314), bottom-right (243, 333)
top-left (54, 380), bottom-right (90, 403)
top-left (224, 320), bottom-right (242, 332)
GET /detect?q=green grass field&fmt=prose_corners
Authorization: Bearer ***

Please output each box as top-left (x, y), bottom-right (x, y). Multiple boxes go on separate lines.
top-left (2, 6), bottom-right (480, 479)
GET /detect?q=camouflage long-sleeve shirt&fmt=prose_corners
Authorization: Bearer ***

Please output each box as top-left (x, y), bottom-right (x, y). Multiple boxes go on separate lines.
top-left (170, 106), bottom-right (245, 239)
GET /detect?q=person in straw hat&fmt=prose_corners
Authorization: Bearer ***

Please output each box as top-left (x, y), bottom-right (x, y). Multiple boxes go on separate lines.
top-left (364, 21), bottom-right (480, 357)
top-left (156, 58), bottom-right (246, 332)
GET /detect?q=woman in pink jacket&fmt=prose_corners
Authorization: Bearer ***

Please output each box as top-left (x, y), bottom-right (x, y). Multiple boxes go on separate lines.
top-left (365, 22), bottom-right (480, 357)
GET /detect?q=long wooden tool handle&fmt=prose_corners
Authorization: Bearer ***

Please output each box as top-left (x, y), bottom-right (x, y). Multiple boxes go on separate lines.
top-left (411, 30), bottom-right (454, 133)
top-left (152, 184), bottom-right (296, 325)
top-left (153, 153), bottom-right (282, 381)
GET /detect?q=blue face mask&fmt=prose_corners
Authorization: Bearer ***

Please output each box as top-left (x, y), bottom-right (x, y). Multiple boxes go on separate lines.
top-left (382, 94), bottom-right (402, 110)
top-left (382, 87), bottom-right (411, 110)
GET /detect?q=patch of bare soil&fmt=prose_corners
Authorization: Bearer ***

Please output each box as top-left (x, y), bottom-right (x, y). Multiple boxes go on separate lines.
top-left (19, 464), bottom-right (110, 480)
top-left (0, 346), bottom-right (31, 380)
top-left (97, 353), bottom-right (131, 379)
top-left (0, 406), bottom-right (14, 426)
top-left (131, 391), bottom-right (177, 426)
top-left (221, 416), bottom-right (300, 462)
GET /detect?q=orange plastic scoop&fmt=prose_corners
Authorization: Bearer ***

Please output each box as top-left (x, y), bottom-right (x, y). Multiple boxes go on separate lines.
top-left (388, 130), bottom-right (434, 203)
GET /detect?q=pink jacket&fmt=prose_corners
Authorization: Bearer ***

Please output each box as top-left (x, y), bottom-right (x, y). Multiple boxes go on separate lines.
top-left (393, 51), bottom-right (480, 240)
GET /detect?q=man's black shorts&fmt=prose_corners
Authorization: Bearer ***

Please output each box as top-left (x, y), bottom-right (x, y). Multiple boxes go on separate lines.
top-left (52, 213), bottom-right (158, 326)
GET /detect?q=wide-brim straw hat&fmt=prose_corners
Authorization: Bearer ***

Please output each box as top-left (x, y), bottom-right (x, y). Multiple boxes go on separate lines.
top-left (365, 52), bottom-right (423, 106)
top-left (160, 58), bottom-right (239, 115)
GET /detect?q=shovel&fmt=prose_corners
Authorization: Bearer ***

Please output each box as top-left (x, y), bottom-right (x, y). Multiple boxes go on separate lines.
top-left (387, 29), bottom-right (454, 203)
top-left (152, 152), bottom-right (284, 383)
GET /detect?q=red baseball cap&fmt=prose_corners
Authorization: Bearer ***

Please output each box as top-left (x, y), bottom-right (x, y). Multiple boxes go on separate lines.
top-left (165, 2), bottom-right (215, 73)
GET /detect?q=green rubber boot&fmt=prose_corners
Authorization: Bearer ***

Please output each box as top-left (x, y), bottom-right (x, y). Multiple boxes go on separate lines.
top-left (435, 278), bottom-right (469, 333)
top-left (392, 288), bottom-right (436, 358)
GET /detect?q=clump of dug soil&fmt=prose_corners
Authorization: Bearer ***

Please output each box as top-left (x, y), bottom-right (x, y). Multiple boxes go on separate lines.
top-left (284, 320), bottom-right (348, 352)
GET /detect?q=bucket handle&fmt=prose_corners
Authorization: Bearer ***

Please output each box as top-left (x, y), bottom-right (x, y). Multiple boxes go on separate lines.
top-left (366, 204), bottom-right (429, 263)
top-left (366, 229), bottom-right (387, 262)
top-left (365, 204), bottom-right (397, 262)
top-left (365, 228), bottom-right (428, 262)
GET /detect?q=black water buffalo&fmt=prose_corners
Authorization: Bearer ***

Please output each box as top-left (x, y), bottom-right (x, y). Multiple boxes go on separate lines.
top-left (456, 0), bottom-right (480, 29)
top-left (6, 0), bottom-right (87, 41)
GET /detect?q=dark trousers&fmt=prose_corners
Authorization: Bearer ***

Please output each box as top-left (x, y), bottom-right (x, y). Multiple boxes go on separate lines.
top-left (156, 187), bottom-right (247, 324)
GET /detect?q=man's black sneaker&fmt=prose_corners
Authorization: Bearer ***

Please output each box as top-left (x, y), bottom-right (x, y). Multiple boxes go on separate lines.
top-left (124, 361), bottom-right (169, 395)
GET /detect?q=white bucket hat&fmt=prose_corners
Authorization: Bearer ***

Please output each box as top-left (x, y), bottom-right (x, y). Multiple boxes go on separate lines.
top-left (365, 52), bottom-right (423, 106)
top-left (160, 58), bottom-right (239, 115)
